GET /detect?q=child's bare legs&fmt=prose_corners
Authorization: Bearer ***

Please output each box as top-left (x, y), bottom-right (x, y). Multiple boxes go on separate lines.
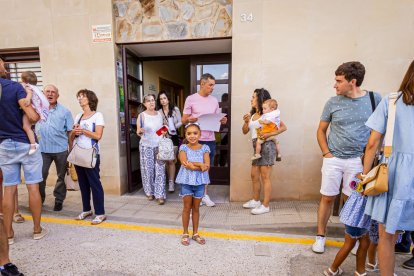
top-left (355, 234), bottom-right (370, 274)
top-left (367, 242), bottom-right (378, 267)
top-left (181, 195), bottom-right (192, 246)
top-left (329, 234), bottom-right (357, 272)
top-left (276, 140), bottom-right (282, 161)
top-left (255, 140), bottom-right (262, 155)
top-left (22, 114), bottom-right (37, 154)
top-left (182, 196), bottom-right (192, 235)
top-left (252, 139), bottom-right (263, 160)
top-left (191, 197), bottom-right (205, 244)
top-left (191, 197), bottom-right (202, 234)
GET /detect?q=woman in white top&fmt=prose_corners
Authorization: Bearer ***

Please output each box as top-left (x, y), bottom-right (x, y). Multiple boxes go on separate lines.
top-left (137, 94), bottom-right (167, 205)
top-left (156, 90), bottom-right (182, 193)
top-left (241, 88), bottom-right (287, 215)
top-left (70, 89), bottom-right (106, 225)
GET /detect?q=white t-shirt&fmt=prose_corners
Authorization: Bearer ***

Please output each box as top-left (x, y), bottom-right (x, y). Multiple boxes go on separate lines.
top-left (73, 112), bottom-right (105, 153)
top-left (261, 109), bottom-right (281, 127)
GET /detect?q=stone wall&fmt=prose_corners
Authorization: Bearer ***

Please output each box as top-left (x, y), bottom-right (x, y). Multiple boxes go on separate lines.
top-left (114, 0), bottom-right (232, 43)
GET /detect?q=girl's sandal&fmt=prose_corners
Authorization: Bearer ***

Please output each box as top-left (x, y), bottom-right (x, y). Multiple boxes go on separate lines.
top-left (13, 213), bottom-right (25, 223)
top-left (323, 267), bottom-right (343, 276)
top-left (192, 233), bottom-right (206, 245)
top-left (181, 234), bottom-right (190, 246)
top-left (365, 262), bottom-right (379, 272)
top-left (354, 272), bottom-right (366, 276)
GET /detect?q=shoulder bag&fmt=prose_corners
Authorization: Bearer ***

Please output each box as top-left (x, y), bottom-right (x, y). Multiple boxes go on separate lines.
top-left (360, 93), bottom-right (398, 196)
top-left (67, 115), bottom-right (98, 168)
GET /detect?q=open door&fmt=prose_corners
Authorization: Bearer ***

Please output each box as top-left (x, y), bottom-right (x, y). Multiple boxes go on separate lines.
top-left (122, 46), bottom-right (144, 192)
top-left (190, 55), bottom-right (231, 185)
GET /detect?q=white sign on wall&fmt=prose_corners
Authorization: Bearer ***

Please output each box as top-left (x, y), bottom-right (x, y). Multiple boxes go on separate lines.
top-left (92, 24), bottom-right (112, 43)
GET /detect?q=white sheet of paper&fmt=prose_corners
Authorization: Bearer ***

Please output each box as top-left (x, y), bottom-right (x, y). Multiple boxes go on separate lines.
top-left (197, 113), bottom-right (226, 132)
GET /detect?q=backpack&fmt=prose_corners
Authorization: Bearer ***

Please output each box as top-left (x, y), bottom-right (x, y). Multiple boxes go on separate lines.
top-left (157, 137), bottom-right (175, 161)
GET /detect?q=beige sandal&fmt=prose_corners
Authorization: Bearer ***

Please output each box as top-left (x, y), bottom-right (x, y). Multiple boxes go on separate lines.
top-left (181, 234), bottom-right (190, 246)
top-left (13, 213), bottom-right (25, 223)
top-left (192, 233), bottom-right (206, 245)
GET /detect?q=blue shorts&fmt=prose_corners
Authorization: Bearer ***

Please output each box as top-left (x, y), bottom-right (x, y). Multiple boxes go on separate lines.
top-left (179, 184), bottom-right (205, 199)
top-left (345, 225), bottom-right (368, 239)
top-left (0, 139), bottom-right (43, 186)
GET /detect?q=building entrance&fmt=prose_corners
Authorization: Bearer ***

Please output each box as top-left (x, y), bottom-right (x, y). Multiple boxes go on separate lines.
top-left (120, 40), bottom-right (231, 192)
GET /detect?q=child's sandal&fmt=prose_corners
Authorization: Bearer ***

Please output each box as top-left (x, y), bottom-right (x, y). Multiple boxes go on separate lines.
top-left (181, 234), bottom-right (190, 246)
top-left (323, 267), bottom-right (343, 276)
top-left (192, 233), bottom-right (206, 245)
top-left (354, 272), bottom-right (366, 276)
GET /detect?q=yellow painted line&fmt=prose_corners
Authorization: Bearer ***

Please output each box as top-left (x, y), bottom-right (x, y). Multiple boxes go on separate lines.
top-left (22, 215), bottom-right (344, 248)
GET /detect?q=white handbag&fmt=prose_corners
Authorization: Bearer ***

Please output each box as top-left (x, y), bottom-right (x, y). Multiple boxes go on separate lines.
top-left (67, 143), bottom-right (98, 168)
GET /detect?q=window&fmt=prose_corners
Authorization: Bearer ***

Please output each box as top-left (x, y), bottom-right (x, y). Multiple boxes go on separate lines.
top-left (0, 48), bottom-right (42, 88)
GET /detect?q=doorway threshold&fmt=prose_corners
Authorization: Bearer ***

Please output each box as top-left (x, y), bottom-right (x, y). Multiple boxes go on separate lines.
top-left (127, 185), bottom-right (230, 204)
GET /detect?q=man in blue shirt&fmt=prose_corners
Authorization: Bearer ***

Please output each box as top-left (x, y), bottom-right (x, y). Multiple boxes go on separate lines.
top-left (0, 58), bottom-right (47, 274)
top-left (312, 61), bottom-right (381, 254)
top-left (35, 84), bottom-right (73, 211)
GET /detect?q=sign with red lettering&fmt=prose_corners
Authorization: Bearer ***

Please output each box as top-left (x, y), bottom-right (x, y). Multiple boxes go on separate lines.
top-left (92, 25), bottom-right (112, 43)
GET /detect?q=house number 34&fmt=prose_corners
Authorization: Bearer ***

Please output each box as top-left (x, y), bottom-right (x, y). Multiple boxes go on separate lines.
top-left (240, 13), bottom-right (253, 22)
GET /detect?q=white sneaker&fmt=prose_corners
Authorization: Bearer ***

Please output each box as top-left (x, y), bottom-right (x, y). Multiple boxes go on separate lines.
top-left (312, 236), bottom-right (326, 253)
top-left (168, 180), bottom-right (175, 193)
top-left (251, 204), bottom-right (269, 215)
top-left (351, 240), bottom-right (359, 255)
top-left (243, 199), bottom-right (261, 209)
top-left (202, 194), bottom-right (215, 207)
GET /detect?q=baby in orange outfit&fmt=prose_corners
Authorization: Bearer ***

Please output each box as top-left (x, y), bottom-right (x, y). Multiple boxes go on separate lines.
top-left (252, 99), bottom-right (281, 160)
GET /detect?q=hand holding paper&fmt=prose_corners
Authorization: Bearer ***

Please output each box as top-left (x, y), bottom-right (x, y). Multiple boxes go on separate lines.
top-left (197, 113), bottom-right (226, 132)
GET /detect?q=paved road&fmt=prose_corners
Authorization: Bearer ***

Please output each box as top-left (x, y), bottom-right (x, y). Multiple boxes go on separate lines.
top-left (8, 217), bottom-right (412, 276)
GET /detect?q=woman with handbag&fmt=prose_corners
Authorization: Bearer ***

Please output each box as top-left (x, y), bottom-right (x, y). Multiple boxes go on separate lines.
top-left (137, 94), bottom-right (167, 205)
top-left (69, 89), bottom-right (106, 225)
top-left (157, 90), bottom-right (182, 193)
top-left (362, 60), bottom-right (414, 275)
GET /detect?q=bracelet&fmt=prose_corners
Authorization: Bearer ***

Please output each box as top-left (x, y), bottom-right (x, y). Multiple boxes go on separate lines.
top-left (322, 151), bottom-right (331, 157)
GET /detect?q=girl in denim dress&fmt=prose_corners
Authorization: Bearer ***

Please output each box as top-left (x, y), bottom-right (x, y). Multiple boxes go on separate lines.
top-left (176, 123), bottom-right (210, 246)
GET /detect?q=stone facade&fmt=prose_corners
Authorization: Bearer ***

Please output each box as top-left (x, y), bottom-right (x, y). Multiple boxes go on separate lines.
top-left (114, 0), bottom-right (232, 42)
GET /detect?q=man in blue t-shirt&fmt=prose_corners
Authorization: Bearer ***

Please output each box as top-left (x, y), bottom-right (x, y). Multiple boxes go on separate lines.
top-left (0, 59), bottom-right (48, 254)
top-left (312, 61), bottom-right (382, 254)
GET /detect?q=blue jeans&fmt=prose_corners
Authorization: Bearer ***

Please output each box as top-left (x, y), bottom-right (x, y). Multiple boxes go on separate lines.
top-left (345, 225), bottom-right (368, 239)
top-left (0, 139), bottom-right (43, 185)
top-left (180, 184), bottom-right (206, 199)
top-left (199, 140), bottom-right (216, 166)
top-left (74, 156), bottom-right (105, 215)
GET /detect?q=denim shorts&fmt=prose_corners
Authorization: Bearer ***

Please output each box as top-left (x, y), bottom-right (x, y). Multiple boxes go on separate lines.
top-left (345, 225), bottom-right (368, 239)
top-left (0, 139), bottom-right (43, 186)
top-left (179, 184), bottom-right (205, 199)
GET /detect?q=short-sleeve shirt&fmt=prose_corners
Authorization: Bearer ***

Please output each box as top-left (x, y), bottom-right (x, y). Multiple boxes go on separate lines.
top-left (36, 103), bottom-right (73, 153)
top-left (73, 112), bottom-right (105, 153)
top-left (0, 78), bottom-right (29, 144)
top-left (183, 93), bottom-right (219, 141)
top-left (320, 91), bottom-right (382, 158)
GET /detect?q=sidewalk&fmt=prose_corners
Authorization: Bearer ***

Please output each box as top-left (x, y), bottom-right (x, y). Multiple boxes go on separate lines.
top-left (16, 185), bottom-right (343, 237)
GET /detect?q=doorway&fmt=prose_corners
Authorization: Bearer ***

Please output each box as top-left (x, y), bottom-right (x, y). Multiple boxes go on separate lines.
top-left (121, 40), bottom-right (231, 192)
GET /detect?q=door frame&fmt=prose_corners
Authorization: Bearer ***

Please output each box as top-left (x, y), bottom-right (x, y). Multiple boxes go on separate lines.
top-left (122, 46), bottom-right (144, 193)
top-left (190, 55), bottom-right (231, 185)
top-left (121, 46), bottom-right (232, 190)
